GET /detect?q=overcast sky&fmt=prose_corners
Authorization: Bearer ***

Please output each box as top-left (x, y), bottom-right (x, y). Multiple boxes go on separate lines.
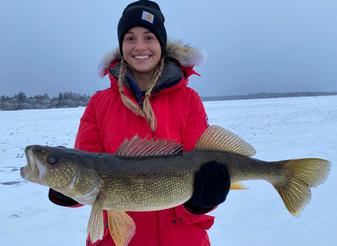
top-left (1, 0), bottom-right (337, 97)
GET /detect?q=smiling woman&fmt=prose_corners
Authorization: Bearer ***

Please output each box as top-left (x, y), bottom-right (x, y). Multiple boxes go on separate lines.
top-left (122, 27), bottom-right (162, 87)
top-left (117, 26), bottom-right (165, 131)
top-left (47, 1), bottom-right (231, 246)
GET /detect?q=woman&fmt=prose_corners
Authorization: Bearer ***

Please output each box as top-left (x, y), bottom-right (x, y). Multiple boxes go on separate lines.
top-left (49, 1), bottom-right (231, 245)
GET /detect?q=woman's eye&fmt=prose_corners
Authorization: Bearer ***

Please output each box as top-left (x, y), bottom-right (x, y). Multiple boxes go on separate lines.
top-left (47, 155), bottom-right (58, 165)
top-left (145, 35), bottom-right (155, 41)
top-left (124, 36), bottom-right (134, 42)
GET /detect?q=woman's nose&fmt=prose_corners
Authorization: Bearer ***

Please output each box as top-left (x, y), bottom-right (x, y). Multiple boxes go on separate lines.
top-left (134, 39), bottom-right (146, 50)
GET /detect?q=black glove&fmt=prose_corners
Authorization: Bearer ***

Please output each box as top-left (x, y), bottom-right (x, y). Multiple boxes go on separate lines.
top-left (49, 188), bottom-right (79, 207)
top-left (184, 161), bottom-right (231, 214)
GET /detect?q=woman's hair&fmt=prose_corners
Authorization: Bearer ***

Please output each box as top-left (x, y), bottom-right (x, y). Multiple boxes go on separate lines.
top-left (118, 57), bottom-right (165, 132)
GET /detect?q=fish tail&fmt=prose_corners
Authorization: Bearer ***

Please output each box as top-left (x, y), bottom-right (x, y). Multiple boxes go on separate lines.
top-left (274, 158), bottom-right (330, 216)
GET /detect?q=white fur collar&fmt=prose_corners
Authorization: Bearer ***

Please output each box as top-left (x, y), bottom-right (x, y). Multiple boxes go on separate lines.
top-left (98, 40), bottom-right (206, 77)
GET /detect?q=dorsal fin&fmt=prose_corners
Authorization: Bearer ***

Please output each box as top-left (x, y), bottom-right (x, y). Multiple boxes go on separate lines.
top-left (195, 125), bottom-right (256, 157)
top-left (115, 136), bottom-right (183, 157)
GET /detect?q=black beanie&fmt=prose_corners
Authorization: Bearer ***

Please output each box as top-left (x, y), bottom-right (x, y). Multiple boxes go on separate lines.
top-left (117, 0), bottom-right (167, 55)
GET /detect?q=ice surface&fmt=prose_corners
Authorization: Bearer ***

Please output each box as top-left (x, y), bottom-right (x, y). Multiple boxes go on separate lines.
top-left (1, 96), bottom-right (336, 245)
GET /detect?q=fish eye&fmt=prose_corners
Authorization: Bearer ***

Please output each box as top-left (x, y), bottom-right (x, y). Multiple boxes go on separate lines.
top-left (47, 155), bottom-right (58, 165)
top-left (38, 148), bottom-right (46, 154)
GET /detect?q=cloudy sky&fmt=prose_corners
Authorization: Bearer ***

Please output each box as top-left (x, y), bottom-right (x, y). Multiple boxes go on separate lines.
top-left (1, 0), bottom-right (337, 97)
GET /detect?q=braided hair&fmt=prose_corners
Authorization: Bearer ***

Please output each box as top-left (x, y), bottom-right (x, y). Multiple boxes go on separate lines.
top-left (118, 57), bottom-right (165, 132)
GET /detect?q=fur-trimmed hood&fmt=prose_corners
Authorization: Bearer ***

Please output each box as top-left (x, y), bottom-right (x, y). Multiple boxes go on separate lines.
top-left (98, 40), bottom-right (206, 77)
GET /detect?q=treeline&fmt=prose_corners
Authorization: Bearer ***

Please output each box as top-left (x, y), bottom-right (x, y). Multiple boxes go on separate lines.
top-left (202, 91), bottom-right (337, 101)
top-left (0, 92), bottom-right (90, 111)
top-left (2, 91), bottom-right (337, 111)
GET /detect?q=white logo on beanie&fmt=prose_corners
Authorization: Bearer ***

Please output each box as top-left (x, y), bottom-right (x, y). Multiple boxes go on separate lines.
top-left (141, 11), bottom-right (154, 24)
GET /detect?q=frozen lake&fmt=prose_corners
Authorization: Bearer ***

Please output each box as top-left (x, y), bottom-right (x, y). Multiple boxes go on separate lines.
top-left (1, 95), bottom-right (336, 245)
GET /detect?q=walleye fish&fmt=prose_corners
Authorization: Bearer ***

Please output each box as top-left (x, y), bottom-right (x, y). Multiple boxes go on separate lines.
top-left (20, 126), bottom-right (330, 246)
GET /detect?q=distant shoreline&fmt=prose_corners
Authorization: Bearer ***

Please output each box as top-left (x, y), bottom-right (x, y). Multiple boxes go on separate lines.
top-left (1, 91), bottom-right (337, 111)
top-left (201, 91), bottom-right (337, 102)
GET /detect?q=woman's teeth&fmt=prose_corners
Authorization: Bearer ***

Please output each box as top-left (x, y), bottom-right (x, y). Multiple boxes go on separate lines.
top-left (134, 55), bottom-right (150, 60)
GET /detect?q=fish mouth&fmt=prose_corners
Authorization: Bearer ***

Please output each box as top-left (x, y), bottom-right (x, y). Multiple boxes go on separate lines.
top-left (20, 145), bottom-right (47, 184)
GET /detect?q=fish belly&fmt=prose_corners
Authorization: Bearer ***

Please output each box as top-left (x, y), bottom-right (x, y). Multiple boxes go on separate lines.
top-left (100, 172), bottom-right (194, 211)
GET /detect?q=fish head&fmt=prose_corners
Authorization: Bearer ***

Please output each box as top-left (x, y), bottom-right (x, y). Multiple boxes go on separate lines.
top-left (21, 145), bottom-right (78, 188)
top-left (20, 145), bottom-right (102, 203)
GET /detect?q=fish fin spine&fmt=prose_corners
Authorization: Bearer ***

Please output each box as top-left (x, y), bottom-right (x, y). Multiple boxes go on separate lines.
top-left (274, 158), bottom-right (330, 216)
top-left (115, 136), bottom-right (182, 157)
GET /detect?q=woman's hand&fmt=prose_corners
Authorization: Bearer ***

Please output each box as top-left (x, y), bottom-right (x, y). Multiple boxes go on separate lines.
top-left (184, 161), bottom-right (231, 214)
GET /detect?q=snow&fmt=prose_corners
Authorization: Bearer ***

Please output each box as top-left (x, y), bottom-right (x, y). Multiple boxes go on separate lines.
top-left (1, 95), bottom-right (336, 245)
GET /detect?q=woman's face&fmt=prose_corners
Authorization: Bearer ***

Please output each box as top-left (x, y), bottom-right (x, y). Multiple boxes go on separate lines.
top-left (122, 26), bottom-right (162, 77)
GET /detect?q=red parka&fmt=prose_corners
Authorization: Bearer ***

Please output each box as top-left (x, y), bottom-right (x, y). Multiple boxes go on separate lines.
top-left (74, 42), bottom-right (214, 246)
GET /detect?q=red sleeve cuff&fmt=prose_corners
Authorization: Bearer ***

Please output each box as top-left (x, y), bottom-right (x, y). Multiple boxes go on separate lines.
top-left (174, 205), bottom-right (214, 230)
top-left (48, 189), bottom-right (84, 208)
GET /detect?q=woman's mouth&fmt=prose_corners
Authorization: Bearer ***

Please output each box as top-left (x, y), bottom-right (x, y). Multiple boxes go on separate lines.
top-left (133, 55), bottom-right (151, 60)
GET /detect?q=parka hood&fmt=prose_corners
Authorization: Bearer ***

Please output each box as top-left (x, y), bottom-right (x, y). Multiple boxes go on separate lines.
top-left (98, 40), bottom-right (206, 77)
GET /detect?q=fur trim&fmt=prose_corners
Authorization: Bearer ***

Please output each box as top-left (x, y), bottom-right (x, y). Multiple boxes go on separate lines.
top-left (166, 40), bottom-right (206, 67)
top-left (98, 40), bottom-right (206, 77)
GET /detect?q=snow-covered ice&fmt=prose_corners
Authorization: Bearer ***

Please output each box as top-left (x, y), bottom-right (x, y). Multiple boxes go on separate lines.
top-left (1, 96), bottom-right (336, 245)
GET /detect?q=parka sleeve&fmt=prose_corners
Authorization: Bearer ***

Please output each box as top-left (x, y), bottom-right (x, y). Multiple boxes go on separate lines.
top-left (181, 89), bottom-right (208, 151)
top-left (173, 89), bottom-right (215, 229)
top-left (74, 94), bottom-right (104, 152)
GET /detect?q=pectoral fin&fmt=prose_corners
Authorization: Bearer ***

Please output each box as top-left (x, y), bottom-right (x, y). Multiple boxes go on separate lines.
top-left (88, 198), bottom-right (104, 243)
top-left (107, 210), bottom-right (136, 246)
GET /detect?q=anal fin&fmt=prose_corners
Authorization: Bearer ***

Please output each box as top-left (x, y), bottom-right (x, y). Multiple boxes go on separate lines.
top-left (230, 182), bottom-right (249, 190)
